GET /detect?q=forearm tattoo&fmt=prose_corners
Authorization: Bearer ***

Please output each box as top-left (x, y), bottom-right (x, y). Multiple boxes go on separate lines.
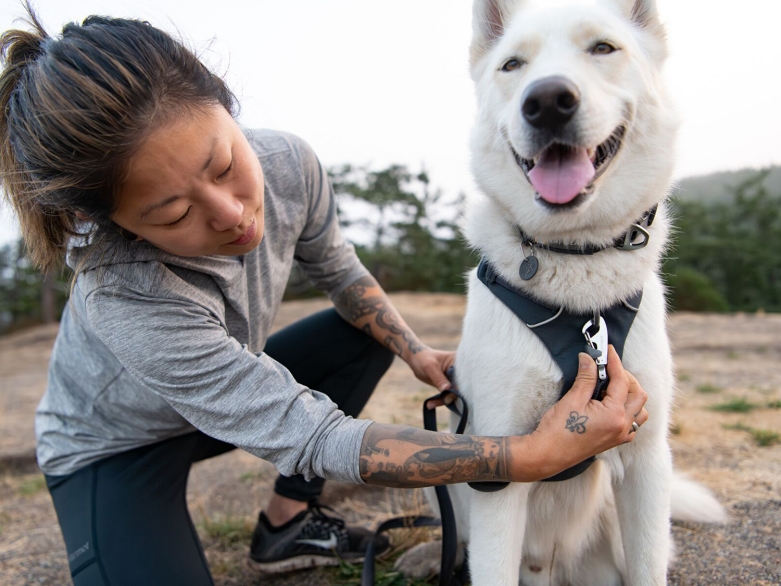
top-left (335, 276), bottom-right (424, 356)
top-left (565, 411), bottom-right (588, 434)
top-left (360, 424), bottom-right (511, 488)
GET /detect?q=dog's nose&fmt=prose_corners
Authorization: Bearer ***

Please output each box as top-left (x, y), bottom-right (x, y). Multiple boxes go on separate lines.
top-left (521, 76), bottom-right (580, 129)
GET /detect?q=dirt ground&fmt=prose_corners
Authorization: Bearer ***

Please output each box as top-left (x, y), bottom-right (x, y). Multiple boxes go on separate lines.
top-left (1, 294), bottom-right (779, 585)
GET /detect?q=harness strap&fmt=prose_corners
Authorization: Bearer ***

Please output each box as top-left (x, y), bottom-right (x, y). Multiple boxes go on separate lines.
top-left (477, 260), bottom-right (642, 396)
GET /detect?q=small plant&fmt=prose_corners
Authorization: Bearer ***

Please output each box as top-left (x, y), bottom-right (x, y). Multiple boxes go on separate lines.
top-left (18, 475), bottom-right (46, 496)
top-left (722, 422), bottom-right (752, 433)
top-left (199, 514), bottom-right (253, 547)
top-left (239, 471), bottom-right (263, 483)
top-left (767, 400), bottom-right (781, 409)
top-left (334, 555), bottom-right (435, 586)
top-left (710, 398), bottom-right (757, 413)
top-left (696, 383), bottom-right (722, 394)
top-left (751, 429), bottom-right (780, 447)
top-left (726, 350), bottom-right (740, 360)
top-left (722, 423), bottom-right (779, 447)
top-left (677, 373), bottom-right (691, 382)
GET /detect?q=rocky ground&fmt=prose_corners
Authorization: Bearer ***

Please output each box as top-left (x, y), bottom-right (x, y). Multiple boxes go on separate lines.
top-left (1, 294), bottom-right (779, 585)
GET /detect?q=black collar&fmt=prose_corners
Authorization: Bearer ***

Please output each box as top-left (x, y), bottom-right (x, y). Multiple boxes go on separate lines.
top-left (517, 204), bottom-right (658, 256)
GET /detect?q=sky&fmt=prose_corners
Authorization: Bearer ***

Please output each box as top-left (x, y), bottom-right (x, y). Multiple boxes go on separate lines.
top-left (1, 0), bottom-right (780, 246)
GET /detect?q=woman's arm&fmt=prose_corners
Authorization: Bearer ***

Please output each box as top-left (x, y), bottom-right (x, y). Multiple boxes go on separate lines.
top-left (334, 274), bottom-right (455, 391)
top-left (360, 346), bottom-right (649, 486)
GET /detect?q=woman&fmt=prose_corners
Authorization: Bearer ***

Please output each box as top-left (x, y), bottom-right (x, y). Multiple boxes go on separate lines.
top-left (0, 5), bottom-right (648, 585)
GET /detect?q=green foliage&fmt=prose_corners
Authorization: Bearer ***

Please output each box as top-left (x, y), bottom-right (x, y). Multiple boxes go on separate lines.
top-left (0, 239), bottom-right (71, 334)
top-left (328, 164), bottom-right (478, 294)
top-left (665, 170), bottom-right (781, 312)
top-left (198, 514), bottom-right (254, 547)
top-left (709, 398), bottom-right (758, 413)
top-left (333, 554), bottom-right (436, 586)
top-left (722, 423), bottom-right (780, 447)
top-left (665, 268), bottom-right (729, 312)
top-left (695, 383), bottom-right (722, 394)
top-left (17, 474), bottom-right (47, 497)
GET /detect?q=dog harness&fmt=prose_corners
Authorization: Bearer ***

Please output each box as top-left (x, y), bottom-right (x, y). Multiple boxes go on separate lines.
top-left (471, 259), bottom-right (643, 484)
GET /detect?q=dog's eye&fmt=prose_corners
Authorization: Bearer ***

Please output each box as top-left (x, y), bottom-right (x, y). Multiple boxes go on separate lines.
top-left (500, 58), bottom-right (524, 72)
top-left (591, 42), bottom-right (618, 55)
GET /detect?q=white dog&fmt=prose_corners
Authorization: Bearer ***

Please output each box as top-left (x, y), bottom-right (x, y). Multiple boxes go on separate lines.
top-left (396, 1), bottom-right (725, 584)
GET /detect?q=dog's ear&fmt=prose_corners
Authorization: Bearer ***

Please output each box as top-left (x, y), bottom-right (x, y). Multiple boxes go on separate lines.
top-left (610, 0), bottom-right (665, 38)
top-left (470, 0), bottom-right (525, 64)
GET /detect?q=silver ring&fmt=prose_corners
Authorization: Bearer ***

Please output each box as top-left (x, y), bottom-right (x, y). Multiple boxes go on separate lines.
top-left (631, 421), bottom-right (639, 433)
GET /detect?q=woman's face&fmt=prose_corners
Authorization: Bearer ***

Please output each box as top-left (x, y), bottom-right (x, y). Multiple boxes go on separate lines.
top-left (112, 104), bottom-right (265, 257)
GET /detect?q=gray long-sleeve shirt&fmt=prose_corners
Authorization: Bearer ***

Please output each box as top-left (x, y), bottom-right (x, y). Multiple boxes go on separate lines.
top-left (35, 129), bottom-right (374, 481)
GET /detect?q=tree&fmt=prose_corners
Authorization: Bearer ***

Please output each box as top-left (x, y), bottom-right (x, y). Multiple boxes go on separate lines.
top-left (328, 164), bottom-right (478, 293)
top-left (664, 170), bottom-right (781, 312)
top-left (0, 239), bottom-right (71, 333)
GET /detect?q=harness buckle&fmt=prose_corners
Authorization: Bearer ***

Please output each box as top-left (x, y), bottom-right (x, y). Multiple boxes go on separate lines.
top-left (615, 223), bottom-right (650, 251)
top-left (582, 316), bottom-right (609, 381)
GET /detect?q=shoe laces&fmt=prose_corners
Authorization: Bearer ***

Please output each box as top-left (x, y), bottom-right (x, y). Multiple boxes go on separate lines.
top-left (305, 502), bottom-right (349, 545)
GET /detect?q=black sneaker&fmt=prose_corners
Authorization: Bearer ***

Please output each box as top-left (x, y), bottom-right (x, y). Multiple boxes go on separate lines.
top-left (248, 502), bottom-right (391, 574)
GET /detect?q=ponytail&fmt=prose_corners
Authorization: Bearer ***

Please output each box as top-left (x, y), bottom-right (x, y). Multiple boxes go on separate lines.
top-left (0, 3), bottom-right (73, 271)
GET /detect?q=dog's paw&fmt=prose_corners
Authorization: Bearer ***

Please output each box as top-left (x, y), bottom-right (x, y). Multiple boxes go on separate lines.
top-left (393, 540), bottom-right (465, 579)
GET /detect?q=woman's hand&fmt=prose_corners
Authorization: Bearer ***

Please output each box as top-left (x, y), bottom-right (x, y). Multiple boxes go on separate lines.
top-left (406, 346), bottom-right (457, 392)
top-left (518, 346), bottom-right (649, 481)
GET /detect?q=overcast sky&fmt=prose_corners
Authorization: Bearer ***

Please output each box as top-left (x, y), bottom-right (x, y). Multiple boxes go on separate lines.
top-left (1, 0), bottom-right (780, 246)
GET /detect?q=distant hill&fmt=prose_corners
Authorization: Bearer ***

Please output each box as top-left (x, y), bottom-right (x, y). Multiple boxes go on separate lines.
top-left (673, 166), bottom-right (781, 203)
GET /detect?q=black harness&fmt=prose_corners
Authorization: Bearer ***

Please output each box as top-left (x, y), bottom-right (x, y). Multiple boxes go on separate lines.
top-left (470, 258), bottom-right (643, 488)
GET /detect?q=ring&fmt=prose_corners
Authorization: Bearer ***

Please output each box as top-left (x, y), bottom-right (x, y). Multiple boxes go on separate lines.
top-left (631, 421), bottom-right (639, 433)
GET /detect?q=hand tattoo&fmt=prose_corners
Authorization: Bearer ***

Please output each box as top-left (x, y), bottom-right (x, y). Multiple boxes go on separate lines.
top-left (565, 412), bottom-right (588, 434)
top-left (335, 276), bottom-right (424, 356)
top-left (360, 424), bottom-right (511, 488)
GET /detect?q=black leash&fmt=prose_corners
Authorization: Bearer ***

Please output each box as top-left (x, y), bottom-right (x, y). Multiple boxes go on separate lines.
top-left (360, 381), bottom-right (469, 586)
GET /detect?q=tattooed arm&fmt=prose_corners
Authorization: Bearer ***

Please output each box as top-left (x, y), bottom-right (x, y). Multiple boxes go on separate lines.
top-left (334, 275), bottom-right (455, 390)
top-left (359, 349), bottom-right (650, 487)
top-left (359, 423), bottom-right (544, 486)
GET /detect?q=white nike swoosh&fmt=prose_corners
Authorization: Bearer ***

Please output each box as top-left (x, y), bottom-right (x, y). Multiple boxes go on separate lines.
top-left (295, 531), bottom-right (339, 550)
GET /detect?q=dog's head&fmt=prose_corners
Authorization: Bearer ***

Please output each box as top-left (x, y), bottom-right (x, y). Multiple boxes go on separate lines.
top-left (469, 0), bottom-right (678, 243)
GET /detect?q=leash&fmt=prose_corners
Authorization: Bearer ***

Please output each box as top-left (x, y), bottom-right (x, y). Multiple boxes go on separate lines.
top-left (360, 379), bottom-right (469, 586)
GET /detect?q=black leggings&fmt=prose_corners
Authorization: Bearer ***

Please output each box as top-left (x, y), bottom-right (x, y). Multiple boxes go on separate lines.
top-left (45, 309), bottom-right (395, 586)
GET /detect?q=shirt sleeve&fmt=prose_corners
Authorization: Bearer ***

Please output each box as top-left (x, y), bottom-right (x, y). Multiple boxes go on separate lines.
top-left (288, 137), bottom-right (370, 298)
top-left (85, 285), bottom-right (371, 483)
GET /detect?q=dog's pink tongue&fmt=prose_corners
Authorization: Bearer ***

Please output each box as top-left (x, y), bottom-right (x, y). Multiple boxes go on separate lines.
top-left (528, 147), bottom-right (595, 204)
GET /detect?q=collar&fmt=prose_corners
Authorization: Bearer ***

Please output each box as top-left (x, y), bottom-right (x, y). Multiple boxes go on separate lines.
top-left (517, 204), bottom-right (658, 256)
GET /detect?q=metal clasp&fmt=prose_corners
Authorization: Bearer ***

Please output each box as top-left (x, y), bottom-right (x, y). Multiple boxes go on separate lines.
top-left (615, 223), bottom-right (650, 251)
top-left (582, 316), bottom-right (608, 381)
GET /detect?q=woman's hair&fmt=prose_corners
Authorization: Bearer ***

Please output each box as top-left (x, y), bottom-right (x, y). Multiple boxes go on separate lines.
top-left (0, 2), bottom-right (237, 270)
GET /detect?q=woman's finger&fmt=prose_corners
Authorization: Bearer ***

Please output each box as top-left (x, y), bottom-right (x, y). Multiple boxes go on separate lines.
top-left (602, 346), bottom-right (630, 406)
top-left (633, 407), bottom-right (649, 427)
top-left (623, 371), bottom-right (648, 418)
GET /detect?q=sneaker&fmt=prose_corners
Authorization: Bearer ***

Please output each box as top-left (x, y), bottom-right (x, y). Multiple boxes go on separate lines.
top-left (248, 502), bottom-right (391, 574)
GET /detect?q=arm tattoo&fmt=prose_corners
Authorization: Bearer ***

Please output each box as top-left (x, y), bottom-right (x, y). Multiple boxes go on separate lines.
top-left (565, 412), bottom-right (588, 434)
top-left (335, 276), bottom-right (424, 356)
top-left (360, 424), bottom-right (512, 488)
